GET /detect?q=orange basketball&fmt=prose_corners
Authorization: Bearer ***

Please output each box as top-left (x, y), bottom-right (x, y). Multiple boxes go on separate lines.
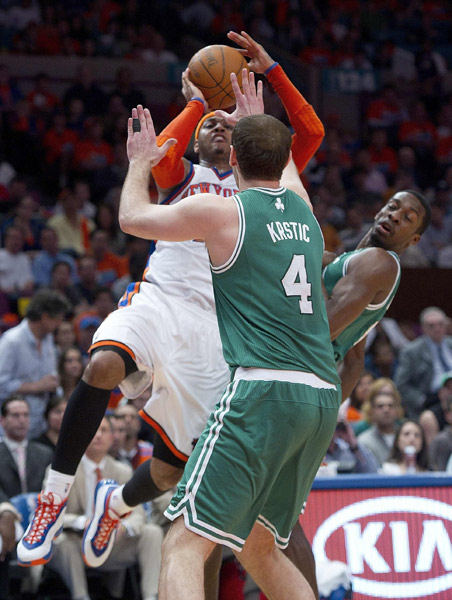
top-left (188, 45), bottom-right (249, 110)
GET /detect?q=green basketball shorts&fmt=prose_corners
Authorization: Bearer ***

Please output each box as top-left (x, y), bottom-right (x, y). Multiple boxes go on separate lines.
top-left (165, 367), bottom-right (340, 551)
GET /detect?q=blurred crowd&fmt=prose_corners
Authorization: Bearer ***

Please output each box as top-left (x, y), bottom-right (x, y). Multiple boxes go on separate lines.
top-left (1, 1), bottom-right (452, 599)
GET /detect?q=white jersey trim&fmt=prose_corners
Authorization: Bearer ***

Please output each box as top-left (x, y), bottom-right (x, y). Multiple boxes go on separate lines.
top-left (210, 195), bottom-right (245, 274)
top-left (343, 248), bottom-right (400, 311)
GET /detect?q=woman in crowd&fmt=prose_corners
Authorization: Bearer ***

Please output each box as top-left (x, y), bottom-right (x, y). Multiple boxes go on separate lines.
top-left (33, 394), bottom-right (68, 451)
top-left (58, 346), bottom-right (83, 400)
top-left (381, 420), bottom-right (430, 474)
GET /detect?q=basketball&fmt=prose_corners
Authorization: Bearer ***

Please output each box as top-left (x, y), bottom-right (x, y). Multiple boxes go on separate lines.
top-left (188, 45), bottom-right (249, 110)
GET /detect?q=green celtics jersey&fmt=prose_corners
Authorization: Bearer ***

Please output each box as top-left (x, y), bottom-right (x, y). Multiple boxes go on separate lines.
top-left (323, 248), bottom-right (401, 362)
top-left (211, 186), bottom-right (340, 385)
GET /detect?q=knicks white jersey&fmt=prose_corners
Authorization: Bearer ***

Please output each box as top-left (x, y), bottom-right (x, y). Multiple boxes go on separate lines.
top-left (144, 163), bottom-right (238, 313)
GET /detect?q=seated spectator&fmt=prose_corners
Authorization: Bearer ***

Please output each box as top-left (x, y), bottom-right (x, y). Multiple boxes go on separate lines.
top-left (47, 188), bottom-right (95, 257)
top-left (26, 72), bottom-right (60, 119)
top-left (109, 65), bottom-right (146, 110)
top-left (398, 101), bottom-right (437, 152)
top-left (417, 201), bottom-right (452, 266)
top-left (33, 394), bottom-right (67, 452)
top-left (338, 371), bottom-right (374, 424)
top-left (365, 336), bottom-right (397, 379)
top-left (90, 229), bottom-right (128, 288)
top-left (58, 346), bottom-right (83, 400)
top-left (419, 371), bottom-right (452, 447)
top-left (366, 84), bottom-right (406, 132)
top-left (41, 112), bottom-right (78, 192)
top-left (49, 261), bottom-right (81, 308)
top-left (54, 319), bottom-right (76, 355)
top-left (0, 225), bottom-right (34, 302)
top-left (63, 63), bottom-right (107, 117)
top-left (0, 395), bottom-right (52, 597)
top-left (358, 384), bottom-right (404, 467)
top-left (32, 227), bottom-right (77, 287)
top-left (0, 290), bottom-right (69, 437)
top-left (72, 178), bottom-right (96, 219)
top-left (0, 194), bottom-right (43, 251)
top-left (324, 419), bottom-right (379, 474)
top-left (381, 420), bottom-right (429, 474)
top-left (74, 313), bottom-right (101, 363)
top-left (108, 413), bottom-right (128, 463)
top-left (367, 129), bottom-right (398, 179)
top-left (72, 117), bottom-right (114, 178)
top-left (114, 402), bottom-right (153, 470)
top-left (0, 396), bottom-right (53, 498)
top-left (73, 255), bottom-right (99, 305)
top-left (93, 287), bottom-right (116, 321)
top-left (47, 415), bottom-right (163, 600)
top-left (429, 392), bottom-right (452, 471)
top-left (395, 307), bottom-right (452, 419)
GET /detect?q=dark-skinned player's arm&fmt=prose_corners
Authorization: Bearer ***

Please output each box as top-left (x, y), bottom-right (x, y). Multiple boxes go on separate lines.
top-left (326, 248), bottom-right (398, 341)
top-left (227, 30), bottom-right (324, 174)
top-left (151, 69), bottom-right (206, 197)
top-left (338, 338), bottom-right (367, 402)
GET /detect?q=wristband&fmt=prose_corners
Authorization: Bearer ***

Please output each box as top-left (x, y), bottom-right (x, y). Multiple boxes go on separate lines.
top-left (264, 62), bottom-right (279, 76)
top-left (190, 97), bottom-right (206, 108)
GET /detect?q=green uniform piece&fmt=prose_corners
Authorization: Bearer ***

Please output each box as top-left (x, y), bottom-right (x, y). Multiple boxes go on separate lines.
top-left (165, 186), bottom-right (341, 550)
top-left (323, 248), bottom-right (401, 362)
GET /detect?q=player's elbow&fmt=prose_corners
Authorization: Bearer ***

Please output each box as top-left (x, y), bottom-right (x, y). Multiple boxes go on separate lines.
top-left (118, 212), bottom-right (136, 235)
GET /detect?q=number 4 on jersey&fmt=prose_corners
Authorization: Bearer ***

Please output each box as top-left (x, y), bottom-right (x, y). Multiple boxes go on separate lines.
top-left (282, 255), bottom-right (313, 314)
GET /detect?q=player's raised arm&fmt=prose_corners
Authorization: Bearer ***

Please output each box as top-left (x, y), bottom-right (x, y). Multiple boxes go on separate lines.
top-left (151, 70), bottom-right (207, 197)
top-left (119, 105), bottom-right (227, 243)
top-left (228, 30), bottom-right (324, 174)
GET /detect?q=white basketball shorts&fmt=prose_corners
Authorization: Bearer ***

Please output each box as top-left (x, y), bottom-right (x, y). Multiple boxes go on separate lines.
top-left (91, 282), bottom-right (229, 461)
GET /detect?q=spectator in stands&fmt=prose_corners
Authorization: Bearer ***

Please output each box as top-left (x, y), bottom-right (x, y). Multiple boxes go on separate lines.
top-left (395, 307), bottom-right (452, 418)
top-left (0, 225), bottom-right (34, 301)
top-left (417, 201), bottom-right (452, 266)
top-left (358, 385), bottom-right (404, 467)
top-left (33, 394), bottom-right (67, 452)
top-left (355, 377), bottom-right (402, 436)
top-left (48, 415), bottom-right (163, 600)
top-left (0, 63), bottom-right (23, 112)
top-left (324, 419), bottom-right (379, 474)
top-left (63, 63), bottom-right (106, 117)
top-left (429, 391), bottom-right (452, 471)
top-left (338, 371), bottom-right (374, 425)
top-left (381, 420), bottom-right (429, 474)
top-left (90, 228), bottom-right (128, 288)
top-left (73, 117), bottom-right (114, 179)
top-left (339, 204), bottom-right (371, 252)
top-left (108, 413), bottom-right (128, 462)
top-left (0, 194), bottom-right (43, 251)
top-left (0, 395), bottom-right (52, 596)
top-left (0, 290), bottom-right (69, 437)
top-left (114, 402), bottom-right (153, 470)
top-left (47, 188), bottom-right (95, 257)
top-left (54, 320), bottom-right (76, 355)
top-left (367, 129), bottom-right (398, 180)
top-left (26, 72), bottom-right (59, 118)
top-left (92, 287), bottom-right (116, 321)
top-left (49, 261), bottom-right (81, 308)
top-left (366, 84), bottom-right (406, 132)
top-left (109, 65), bottom-right (146, 110)
top-left (74, 313), bottom-right (101, 362)
top-left (0, 395), bottom-right (53, 498)
top-left (419, 371), bottom-right (452, 447)
top-left (72, 178), bottom-right (96, 219)
top-left (58, 347), bottom-right (83, 401)
top-left (32, 227), bottom-right (77, 288)
top-left (74, 254), bottom-right (99, 305)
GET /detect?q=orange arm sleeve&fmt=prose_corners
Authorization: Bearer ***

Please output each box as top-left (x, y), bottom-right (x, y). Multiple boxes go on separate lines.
top-left (151, 98), bottom-right (205, 189)
top-left (266, 63), bottom-right (324, 173)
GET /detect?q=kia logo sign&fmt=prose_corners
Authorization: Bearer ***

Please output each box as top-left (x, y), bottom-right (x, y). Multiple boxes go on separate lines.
top-left (312, 496), bottom-right (452, 598)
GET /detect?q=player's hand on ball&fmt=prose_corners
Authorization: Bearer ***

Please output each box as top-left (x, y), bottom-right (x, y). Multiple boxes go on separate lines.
top-left (181, 68), bottom-right (207, 110)
top-left (215, 70), bottom-right (263, 126)
top-left (127, 105), bottom-right (176, 167)
top-left (227, 30), bottom-right (274, 74)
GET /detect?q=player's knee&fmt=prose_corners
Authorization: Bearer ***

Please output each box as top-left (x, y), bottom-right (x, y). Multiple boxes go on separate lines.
top-left (83, 350), bottom-right (127, 389)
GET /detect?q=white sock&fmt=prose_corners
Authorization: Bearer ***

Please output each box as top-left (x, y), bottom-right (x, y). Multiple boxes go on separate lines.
top-left (109, 485), bottom-right (134, 516)
top-left (44, 469), bottom-right (75, 499)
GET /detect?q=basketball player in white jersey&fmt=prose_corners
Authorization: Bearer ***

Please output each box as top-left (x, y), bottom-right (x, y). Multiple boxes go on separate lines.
top-left (18, 35), bottom-right (324, 596)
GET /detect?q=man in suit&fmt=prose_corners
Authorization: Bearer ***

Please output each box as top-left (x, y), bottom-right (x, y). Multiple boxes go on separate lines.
top-left (395, 307), bottom-right (452, 418)
top-left (0, 396), bottom-right (54, 503)
top-left (48, 415), bottom-right (163, 600)
top-left (0, 396), bottom-right (53, 599)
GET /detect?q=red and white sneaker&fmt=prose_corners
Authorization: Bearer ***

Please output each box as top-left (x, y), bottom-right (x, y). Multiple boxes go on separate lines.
top-left (82, 479), bottom-right (128, 567)
top-left (17, 492), bottom-right (67, 566)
